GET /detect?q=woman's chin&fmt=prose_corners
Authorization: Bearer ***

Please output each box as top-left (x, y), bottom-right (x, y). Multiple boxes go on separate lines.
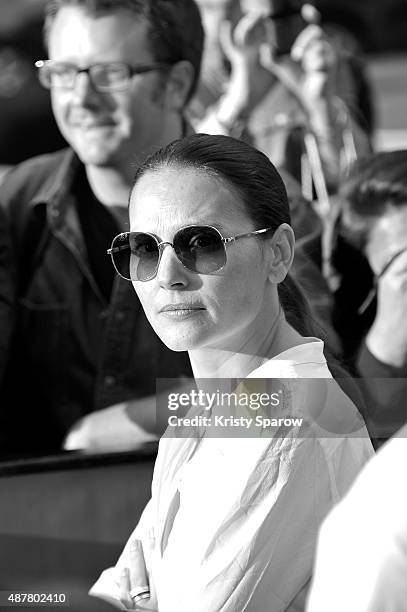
top-left (160, 338), bottom-right (190, 352)
top-left (153, 325), bottom-right (208, 353)
top-left (161, 335), bottom-right (202, 353)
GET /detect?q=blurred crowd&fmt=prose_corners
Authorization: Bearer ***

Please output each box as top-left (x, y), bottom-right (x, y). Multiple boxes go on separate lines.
top-left (0, 0), bottom-right (406, 609)
top-left (0, 0), bottom-right (405, 451)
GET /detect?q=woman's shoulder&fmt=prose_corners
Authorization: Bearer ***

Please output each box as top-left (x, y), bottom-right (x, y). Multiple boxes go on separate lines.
top-left (246, 340), bottom-right (373, 441)
top-left (247, 338), bottom-right (329, 379)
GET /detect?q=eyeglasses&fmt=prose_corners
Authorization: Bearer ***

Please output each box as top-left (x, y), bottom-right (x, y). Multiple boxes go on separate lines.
top-left (107, 225), bottom-right (273, 282)
top-left (357, 246), bottom-right (407, 315)
top-left (35, 60), bottom-right (171, 92)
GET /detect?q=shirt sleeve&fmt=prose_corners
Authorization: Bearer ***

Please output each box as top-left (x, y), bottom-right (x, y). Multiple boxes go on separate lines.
top-left (306, 432), bottom-right (407, 612)
top-left (357, 342), bottom-right (407, 440)
top-left (89, 498), bottom-right (157, 610)
top-left (357, 341), bottom-right (407, 378)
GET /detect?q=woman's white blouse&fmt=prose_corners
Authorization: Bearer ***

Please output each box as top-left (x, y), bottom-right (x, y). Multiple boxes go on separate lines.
top-left (90, 339), bottom-right (374, 611)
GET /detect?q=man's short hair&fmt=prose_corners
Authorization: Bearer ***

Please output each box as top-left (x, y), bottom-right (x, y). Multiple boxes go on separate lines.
top-left (340, 150), bottom-right (407, 250)
top-left (44, 0), bottom-right (204, 101)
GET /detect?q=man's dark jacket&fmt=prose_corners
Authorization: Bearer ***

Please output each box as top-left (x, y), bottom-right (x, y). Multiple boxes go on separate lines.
top-left (0, 149), bottom-right (192, 454)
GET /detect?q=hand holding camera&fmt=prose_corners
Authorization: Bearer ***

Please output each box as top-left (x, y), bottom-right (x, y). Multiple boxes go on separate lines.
top-left (216, 1), bottom-right (338, 124)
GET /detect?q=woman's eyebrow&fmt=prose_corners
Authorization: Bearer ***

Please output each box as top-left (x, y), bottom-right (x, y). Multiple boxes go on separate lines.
top-left (186, 220), bottom-right (231, 233)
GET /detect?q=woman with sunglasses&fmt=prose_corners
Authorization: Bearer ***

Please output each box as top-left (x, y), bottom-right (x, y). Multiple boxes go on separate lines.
top-left (91, 134), bottom-right (373, 611)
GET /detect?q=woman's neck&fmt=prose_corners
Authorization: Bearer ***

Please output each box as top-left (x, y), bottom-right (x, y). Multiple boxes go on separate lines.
top-left (189, 309), bottom-right (307, 380)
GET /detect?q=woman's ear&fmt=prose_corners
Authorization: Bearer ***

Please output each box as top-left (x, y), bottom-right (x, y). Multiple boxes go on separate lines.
top-left (267, 223), bottom-right (295, 283)
top-left (164, 61), bottom-right (195, 112)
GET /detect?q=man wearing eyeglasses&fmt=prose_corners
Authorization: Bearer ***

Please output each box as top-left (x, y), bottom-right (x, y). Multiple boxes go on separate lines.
top-left (0, 0), bottom-right (203, 455)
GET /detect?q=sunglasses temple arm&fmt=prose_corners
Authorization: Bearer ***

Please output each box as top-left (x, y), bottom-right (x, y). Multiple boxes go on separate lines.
top-left (225, 228), bottom-right (272, 243)
top-left (107, 245), bottom-right (130, 255)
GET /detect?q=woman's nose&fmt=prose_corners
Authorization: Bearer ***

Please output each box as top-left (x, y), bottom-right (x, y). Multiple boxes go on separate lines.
top-left (156, 244), bottom-right (190, 289)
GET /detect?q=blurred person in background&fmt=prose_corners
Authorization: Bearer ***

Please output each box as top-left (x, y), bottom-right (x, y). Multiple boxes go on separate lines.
top-left (195, 0), bottom-right (374, 342)
top-left (319, 20), bottom-right (375, 141)
top-left (334, 150), bottom-right (407, 441)
top-left (0, 0), bottom-right (66, 179)
top-left (194, 0), bottom-right (349, 354)
top-left (189, 0), bottom-right (230, 118)
top-left (0, 205), bottom-right (14, 387)
top-left (196, 0), bottom-right (372, 195)
top-left (0, 0), bottom-right (204, 456)
top-left (306, 422), bottom-right (407, 612)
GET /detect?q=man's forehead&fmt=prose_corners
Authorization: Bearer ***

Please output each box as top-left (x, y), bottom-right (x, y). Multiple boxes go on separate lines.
top-left (48, 5), bottom-right (152, 58)
top-left (49, 3), bottom-right (147, 21)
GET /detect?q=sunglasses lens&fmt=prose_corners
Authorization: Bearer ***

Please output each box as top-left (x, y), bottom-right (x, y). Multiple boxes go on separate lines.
top-left (129, 232), bottom-right (159, 281)
top-left (110, 233), bottom-right (132, 280)
top-left (175, 226), bottom-right (226, 274)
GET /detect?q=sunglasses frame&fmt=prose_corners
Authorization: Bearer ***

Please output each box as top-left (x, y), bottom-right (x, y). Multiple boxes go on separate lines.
top-left (107, 225), bottom-right (273, 282)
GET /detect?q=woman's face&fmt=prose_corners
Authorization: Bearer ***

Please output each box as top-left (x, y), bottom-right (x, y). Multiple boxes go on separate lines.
top-left (128, 166), bottom-right (274, 353)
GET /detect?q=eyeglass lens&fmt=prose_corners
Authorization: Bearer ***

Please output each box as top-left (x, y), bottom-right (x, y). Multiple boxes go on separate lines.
top-left (40, 63), bottom-right (130, 91)
top-left (111, 226), bottom-right (227, 281)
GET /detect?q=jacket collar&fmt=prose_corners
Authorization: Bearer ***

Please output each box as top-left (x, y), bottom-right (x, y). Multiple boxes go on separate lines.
top-left (30, 148), bottom-right (81, 230)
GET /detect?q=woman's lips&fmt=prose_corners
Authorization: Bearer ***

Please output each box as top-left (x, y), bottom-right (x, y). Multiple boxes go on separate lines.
top-left (158, 304), bottom-right (206, 318)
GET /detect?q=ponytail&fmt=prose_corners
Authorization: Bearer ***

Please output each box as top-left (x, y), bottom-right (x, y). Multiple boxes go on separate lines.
top-left (279, 273), bottom-right (340, 358)
top-left (278, 274), bottom-right (315, 338)
top-left (280, 274), bottom-right (367, 414)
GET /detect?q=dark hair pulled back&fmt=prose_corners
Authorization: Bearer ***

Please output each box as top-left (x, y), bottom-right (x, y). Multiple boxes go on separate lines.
top-left (132, 133), bottom-right (315, 336)
top-left (340, 149), bottom-right (407, 250)
top-left (132, 134), bottom-right (366, 409)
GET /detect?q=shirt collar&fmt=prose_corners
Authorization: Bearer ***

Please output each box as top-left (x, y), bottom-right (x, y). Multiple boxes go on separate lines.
top-left (269, 338), bottom-right (326, 364)
top-left (30, 148), bottom-right (81, 228)
top-left (246, 339), bottom-right (327, 380)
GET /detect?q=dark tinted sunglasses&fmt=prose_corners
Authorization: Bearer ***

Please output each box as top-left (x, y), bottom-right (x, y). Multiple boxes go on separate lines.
top-left (107, 225), bottom-right (272, 282)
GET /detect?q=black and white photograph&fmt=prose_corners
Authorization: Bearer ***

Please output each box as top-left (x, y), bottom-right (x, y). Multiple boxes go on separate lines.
top-left (0, 0), bottom-right (406, 610)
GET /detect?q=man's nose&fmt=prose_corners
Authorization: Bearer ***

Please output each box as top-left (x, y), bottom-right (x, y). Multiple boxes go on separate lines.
top-left (156, 244), bottom-right (190, 289)
top-left (71, 70), bottom-right (100, 106)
